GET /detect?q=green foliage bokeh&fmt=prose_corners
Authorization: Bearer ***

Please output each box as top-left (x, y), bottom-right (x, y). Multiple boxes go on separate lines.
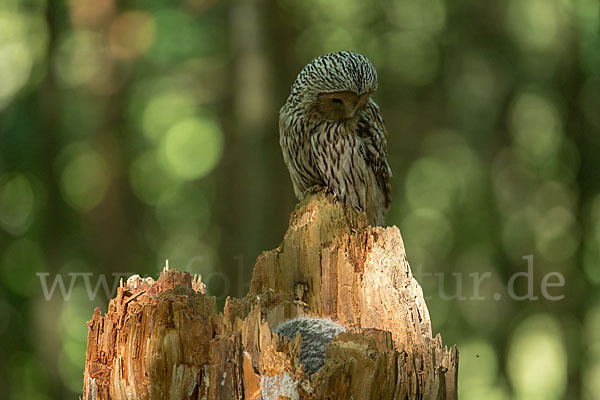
top-left (0, 0), bottom-right (599, 398)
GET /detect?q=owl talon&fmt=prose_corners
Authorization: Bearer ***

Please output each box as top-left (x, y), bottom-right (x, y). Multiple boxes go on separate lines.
top-left (303, 185), bottom-right (325, 197)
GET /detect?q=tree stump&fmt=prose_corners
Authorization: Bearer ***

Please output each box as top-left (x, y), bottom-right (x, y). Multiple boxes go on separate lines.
top-left (82, 192), bottom-right (458, 399)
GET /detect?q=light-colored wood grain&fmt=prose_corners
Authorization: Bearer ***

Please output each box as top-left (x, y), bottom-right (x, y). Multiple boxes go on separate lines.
top-left (83, 192), bottom-right (458, 399)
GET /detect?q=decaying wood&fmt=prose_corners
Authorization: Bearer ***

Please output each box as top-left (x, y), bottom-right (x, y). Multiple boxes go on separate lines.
top-left (82, 192), bottom-right (458, 399)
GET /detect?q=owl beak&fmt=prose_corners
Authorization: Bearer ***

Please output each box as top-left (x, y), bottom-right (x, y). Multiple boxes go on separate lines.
top-left (349, 91), bottom-right (373, 117)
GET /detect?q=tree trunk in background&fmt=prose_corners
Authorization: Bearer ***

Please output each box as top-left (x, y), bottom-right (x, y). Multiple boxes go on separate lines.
top-left (219, 0), bottom-right (289, 300)
top-left (82, 193), bottom-right (458, 399)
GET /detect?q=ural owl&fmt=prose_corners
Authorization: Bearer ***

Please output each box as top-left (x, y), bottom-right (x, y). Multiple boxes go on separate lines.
top-left (279, 51), bottom-right (392, 225)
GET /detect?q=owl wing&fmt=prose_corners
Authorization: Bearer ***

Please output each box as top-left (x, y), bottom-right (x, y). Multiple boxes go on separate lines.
top-left (356, 100), bottom-right (392, 210)
top-left (279, 107), bottom-right (325, 200)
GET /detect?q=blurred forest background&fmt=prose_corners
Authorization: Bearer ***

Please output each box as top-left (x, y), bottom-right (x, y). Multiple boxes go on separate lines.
top-left (0, 0), bottom-right (599, 398)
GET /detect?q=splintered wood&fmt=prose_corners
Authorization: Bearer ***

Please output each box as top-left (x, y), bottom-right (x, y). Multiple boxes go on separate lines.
top-left (82, 192), bottom-right (458, 399)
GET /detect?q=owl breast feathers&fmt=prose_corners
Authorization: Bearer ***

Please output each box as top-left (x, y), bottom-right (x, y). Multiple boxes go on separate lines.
top-left (279, 51), bottom-right (392, 225)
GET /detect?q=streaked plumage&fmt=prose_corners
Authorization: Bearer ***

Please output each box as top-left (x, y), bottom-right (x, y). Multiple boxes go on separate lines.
top-left (279, 51), bottom-right (392, 225)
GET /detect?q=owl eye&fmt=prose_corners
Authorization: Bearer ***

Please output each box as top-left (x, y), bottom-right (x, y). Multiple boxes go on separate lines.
top-left (331, 98), bottom-right (343, 104)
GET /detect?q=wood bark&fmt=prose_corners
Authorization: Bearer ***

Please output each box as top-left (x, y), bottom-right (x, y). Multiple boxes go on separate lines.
top-left (82, 192), bottom-right (458, 399)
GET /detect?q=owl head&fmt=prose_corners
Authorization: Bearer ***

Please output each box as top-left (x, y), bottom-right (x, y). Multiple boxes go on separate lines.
top-left (289, 51), bottom-right (378, 121)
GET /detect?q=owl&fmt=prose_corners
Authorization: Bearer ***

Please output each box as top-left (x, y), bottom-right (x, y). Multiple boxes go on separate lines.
top-left (279, 51), bottom-right (392, 225)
